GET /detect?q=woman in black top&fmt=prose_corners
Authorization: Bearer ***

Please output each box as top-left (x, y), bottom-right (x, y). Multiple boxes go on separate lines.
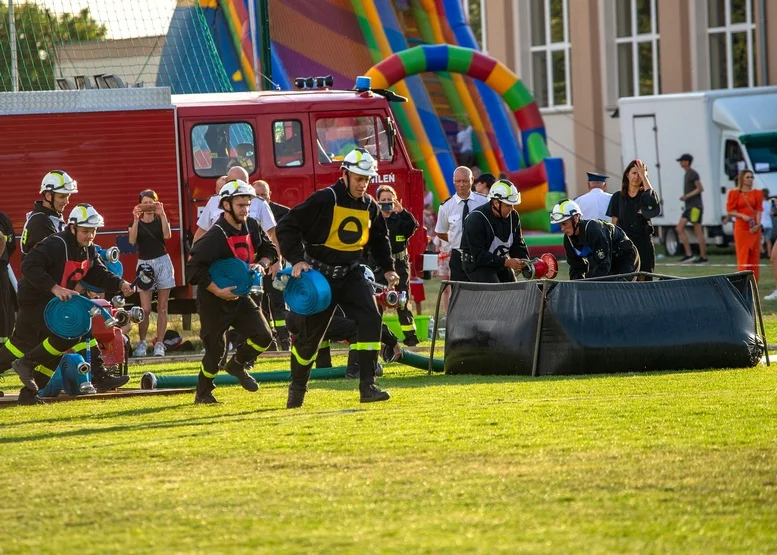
top-left (128, 190), bottom-right (173, 356)
top-left (606, 159), bottom-right (659, 279)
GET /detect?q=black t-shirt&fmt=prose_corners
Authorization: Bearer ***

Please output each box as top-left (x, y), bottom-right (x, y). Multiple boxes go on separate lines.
top-left (606, 190), bottom-right (657, 238)
top-left (131, 217), bottom-right (167, 260)
top-left (684, 169), bottom-right (702, 208)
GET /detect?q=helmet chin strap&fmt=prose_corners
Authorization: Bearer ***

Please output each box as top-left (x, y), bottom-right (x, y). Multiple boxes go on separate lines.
top-left (344, 171), bottom-right (361, 200)
top-left (491, 200), bottom-right (506, 220)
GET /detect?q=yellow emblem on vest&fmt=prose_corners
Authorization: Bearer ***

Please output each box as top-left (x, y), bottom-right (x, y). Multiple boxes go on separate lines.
top-left (325, 205), bottom-right (370, 251)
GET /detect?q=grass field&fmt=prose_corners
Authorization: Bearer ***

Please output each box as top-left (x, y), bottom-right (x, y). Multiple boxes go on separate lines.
top-left (2, 253), bottom-right (776, 553)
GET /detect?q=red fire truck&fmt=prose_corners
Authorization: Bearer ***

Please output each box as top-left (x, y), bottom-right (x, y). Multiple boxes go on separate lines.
top-left (0, 86), bottom-right (425, 315)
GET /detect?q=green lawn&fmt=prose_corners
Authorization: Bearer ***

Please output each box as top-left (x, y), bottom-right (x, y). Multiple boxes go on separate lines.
top-left (2, 255), bottom-right (776, 553)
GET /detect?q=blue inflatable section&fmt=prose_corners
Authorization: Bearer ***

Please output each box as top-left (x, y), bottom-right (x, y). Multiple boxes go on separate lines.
top-left (374, 0), bottom-right (457, 190)
top-left (442, 0), bottom-right (523, 171)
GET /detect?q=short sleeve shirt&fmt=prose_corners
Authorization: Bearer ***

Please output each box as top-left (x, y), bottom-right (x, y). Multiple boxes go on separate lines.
top-left (249, 198), bottom-right (277, 231)
top-left (434, 192), bottom-right (488, 249)
top-left (684, 169), bottom-right (703, 209)
top-left (196, 195), bottom-right (222, 232)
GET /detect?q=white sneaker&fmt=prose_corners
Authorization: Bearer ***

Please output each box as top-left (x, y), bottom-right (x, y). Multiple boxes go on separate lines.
top-left (133, 340), bottom-right (148, 357)
top-left (765, 290), bottom-right (777, 301)
top-left (153, 342), bottom-right (165, 357)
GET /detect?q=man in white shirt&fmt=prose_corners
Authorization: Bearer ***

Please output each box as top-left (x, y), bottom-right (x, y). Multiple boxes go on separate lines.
top-left (435, 166), bottom-right (488, 281)
top-left (575, 171), bottom-right (613, 222)
top-left (456, 122), bottom-right (474, 168)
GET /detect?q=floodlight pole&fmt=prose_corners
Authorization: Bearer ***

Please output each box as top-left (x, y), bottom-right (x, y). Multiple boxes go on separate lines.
top-left (247, 0), bottom-right (260, 91)
top-left (257, 0), bottom-right (273, 91)
top-left (9, 0), bottom-right (19, 92)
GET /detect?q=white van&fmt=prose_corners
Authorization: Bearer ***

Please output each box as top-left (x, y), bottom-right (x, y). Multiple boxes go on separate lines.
top-left (619, 87), bottom-right (777, 255)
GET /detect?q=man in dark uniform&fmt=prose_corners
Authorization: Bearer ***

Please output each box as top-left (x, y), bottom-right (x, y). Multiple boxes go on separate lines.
top-left (286, 304), bottom-right (401, 377)
top-left (21, 170), bottom-right (79, 259)
top-left (253, 180), bottom-right (291, 350)
top-left (276, 147), bottom-right (400, 408)
top-left (551, 199), bottom-right (640, 280)
top-left (0, 204), bottom-right (134, 401)
top-left (370, 184), bottom-right (420, 346)
top-left (460, 180), bottom-right (529, 283)
top-left (186, 179), bottom-right (279, 404)
top-left (0, 211), bottom-right (17, 348)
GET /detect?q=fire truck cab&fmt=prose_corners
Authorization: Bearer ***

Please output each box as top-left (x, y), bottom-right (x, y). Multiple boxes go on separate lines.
top-left (1, 86), bottom-right (425, 315)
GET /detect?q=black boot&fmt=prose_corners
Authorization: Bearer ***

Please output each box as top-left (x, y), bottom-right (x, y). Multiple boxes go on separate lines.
top-left (11, 358), bottom-right (38, 392)
top-left (344, 350), bottom-right (359, 379)
top-left (403, 332), bottom-right (419, 347)
top-left (18, 387), bottom-right (46, 405)
top-left (360, 383), bottom-right (390, 403)
top-left (91, 369), bottom-right (130, 393)
top-left (195, 371), bottom-right (219, 404)
top-left (225, 357), bottom-right (259, 392)
top-left (286, 384), bottom-right (306, 409)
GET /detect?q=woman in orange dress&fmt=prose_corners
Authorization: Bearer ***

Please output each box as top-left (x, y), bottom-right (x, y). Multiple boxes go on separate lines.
top-left (726, 169), bottom-right (763, 280)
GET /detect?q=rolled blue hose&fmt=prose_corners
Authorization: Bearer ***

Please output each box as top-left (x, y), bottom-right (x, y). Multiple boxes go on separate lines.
top-left (44, 295), bottom-right (113, 340)
top-left (209, 258), bottom-right (263, 296)
top-left (276, 267), bottom-right (331, 315)
top-left (81, 247), bottom-right (124, 293)
top-left (39, 353), bottom-right (92, 397)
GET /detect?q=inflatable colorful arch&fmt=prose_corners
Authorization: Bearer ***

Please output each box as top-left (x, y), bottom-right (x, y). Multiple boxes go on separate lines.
top-left (366, 44), bottom-right (566, 231)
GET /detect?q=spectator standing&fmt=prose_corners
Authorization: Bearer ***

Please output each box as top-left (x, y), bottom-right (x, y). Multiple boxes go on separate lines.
top-left (676, 153), bottom-right (708, 263)
top-left (727, 170), bottom-right (763, 280)
top-left (576, 172), bottom-right (613, 222)
top-left (607, 160), bottom-right (660, 277)
top-left (193, 175), bottom-right (228, 242)
top-left (456, 121), bottom-right (474, 168)
top-left (473, 173), bottom-right (496, 195)
top-left (435, 166), bottom-right (488, 282)
top-left (128, 190), bottom-right (174, 357)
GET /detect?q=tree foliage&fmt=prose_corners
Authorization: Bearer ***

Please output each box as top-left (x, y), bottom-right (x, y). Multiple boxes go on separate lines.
top-left (0, 2), bottom-right (106, 91)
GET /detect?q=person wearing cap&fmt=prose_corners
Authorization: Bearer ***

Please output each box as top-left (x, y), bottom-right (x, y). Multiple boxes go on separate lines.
top-left (675, 153), bottom-right (708, 264)
top-left (473, 173), bottom-right (496, 195)
top-left (575, 171), bottom-right (613, 222)
top-left (275, 147), bottom-right (399, 407)
top-left (20, 170), bottom-right (79, 259)
top-left (186, 179), bottom-right (278, 404)
top-left (460, 180), bottom-right (529, 283)
top-left (0, 203), bottom-right (134, 402)
top-left (128, 189), bottom-right (174, 357)
top-left (553, 199), bottom-right (640, 280)
top-left (606, 159), bottom-right (660, 278)
top-left (435, 166), bottom-right (489, 281)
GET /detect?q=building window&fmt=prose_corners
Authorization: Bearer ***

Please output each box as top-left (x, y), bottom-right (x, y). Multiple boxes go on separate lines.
top-left (707, 0), bottom-right (755, 89)
top-left (615, 0), bottom-right (660, 97)
top-left (529, 0), bottom-right (571, 108)
top-left (191, 122), bottom-right (255, 177)
top-left (273, 120), bottom-right (304, 167)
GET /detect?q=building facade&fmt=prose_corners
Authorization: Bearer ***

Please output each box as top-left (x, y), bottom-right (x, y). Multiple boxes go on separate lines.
top-left (483, 0), bottom-right (776, 197)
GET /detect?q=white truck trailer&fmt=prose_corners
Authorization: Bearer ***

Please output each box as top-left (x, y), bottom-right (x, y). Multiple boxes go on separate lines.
top-left (619, 87), bottom-right (777, 256)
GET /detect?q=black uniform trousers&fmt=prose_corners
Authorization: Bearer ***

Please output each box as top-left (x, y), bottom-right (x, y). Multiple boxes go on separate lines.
top-left (0, 300), bottom-right (108, 389)
top-left (289, 267), bottom-right (381, 394)
top-left (449, 250), bottom-right (469, 282)
top-left (630, 233), bottom-right (655, 279)
top-left (376, 257), bottom-right (416, 341)
top-left (0, 263), bottom-right (15, 341)
top-left (197, 294), bottom-right (274, 397)
top-left (261, 274), bottom-right (290, 350)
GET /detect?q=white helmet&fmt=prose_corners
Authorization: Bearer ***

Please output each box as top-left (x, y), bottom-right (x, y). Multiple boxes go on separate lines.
top-left (488, 180), bottom-right (521, 206)
top-left (218, 179), bottom-right (256, 200)
top-left (41, 170), bottom-right (78, 195)
top-left (68, 203), bottom-right (104, 228)
top-left (550, 199), bottom-right (583, 224)
top-left (340, 148), bottom-right (378, 177)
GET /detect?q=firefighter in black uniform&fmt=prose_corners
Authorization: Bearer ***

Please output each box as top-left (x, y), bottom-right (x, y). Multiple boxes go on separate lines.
top-left (0, 211), bottom-right (17, 349)
top-left (1, 204), bottom-right (134, 401)
top-left (551, 199), bottom-right (640, 280)
top-left (369, 184), bottom-right (420, 346)
top-left (276, 147), bottom-right (399, 408)
top-left (186, 179), bottom-right (278, 404)
top-left (21, 171), bottom-right (79, 259)
top-left (606, 159), bottom-right (660, 279)
top-left (254, 180), bottom-right (291, 350)
top-left (460, 180), bottom-right (529, 283)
